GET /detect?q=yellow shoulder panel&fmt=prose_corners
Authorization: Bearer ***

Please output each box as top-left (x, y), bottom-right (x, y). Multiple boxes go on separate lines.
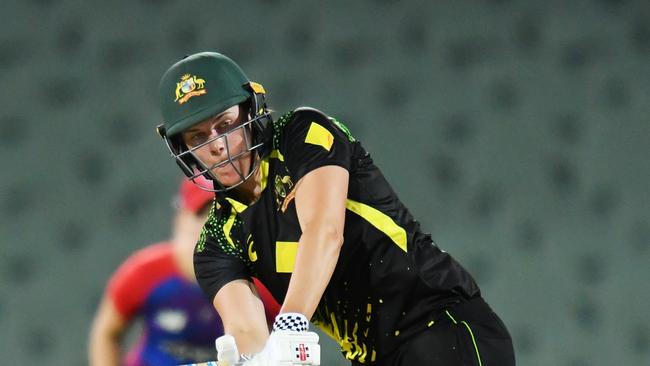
top-left (304, 122), bottom-right (334, 151)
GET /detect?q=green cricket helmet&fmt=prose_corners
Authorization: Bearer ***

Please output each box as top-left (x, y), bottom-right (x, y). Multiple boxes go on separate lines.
top-left (156, 52), bottom-right (272, 192)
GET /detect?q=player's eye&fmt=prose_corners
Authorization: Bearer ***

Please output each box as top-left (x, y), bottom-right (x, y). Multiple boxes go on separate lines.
top-left (190, 132), bottom-right (208, 145)
top-left (216, 120), bottom-right (234, 134)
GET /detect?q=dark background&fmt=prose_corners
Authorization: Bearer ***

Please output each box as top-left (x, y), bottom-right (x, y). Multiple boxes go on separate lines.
top-left (1, 1), bottom-right (648, 365)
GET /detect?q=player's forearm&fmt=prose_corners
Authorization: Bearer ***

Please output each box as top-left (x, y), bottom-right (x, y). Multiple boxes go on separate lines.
top-left (89, 298), bottom-right (127, 366)
top-left (215, 280), bottom-right (270, 354)
top-left (224, 319), bottom-right (269, 354)
top-left (281, 224), bottom-right (343, 319)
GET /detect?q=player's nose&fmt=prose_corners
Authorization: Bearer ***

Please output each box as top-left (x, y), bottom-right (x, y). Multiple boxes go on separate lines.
top-left (208, 131), bottom-right (226, 156)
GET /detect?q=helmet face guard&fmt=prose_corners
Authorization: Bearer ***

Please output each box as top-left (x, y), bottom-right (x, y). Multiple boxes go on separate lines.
top-left (158, 108), bottom-right (271, 193)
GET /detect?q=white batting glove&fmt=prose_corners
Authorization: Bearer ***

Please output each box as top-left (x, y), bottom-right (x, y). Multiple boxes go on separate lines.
top-left (243, 330), bottom-right (320, 366)
top-left (242, 313), bottom-right (319, 366)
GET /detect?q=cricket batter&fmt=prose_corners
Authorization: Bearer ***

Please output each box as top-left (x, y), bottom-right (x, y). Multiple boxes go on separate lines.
top-left (156, 52), bottom-right (515, 365)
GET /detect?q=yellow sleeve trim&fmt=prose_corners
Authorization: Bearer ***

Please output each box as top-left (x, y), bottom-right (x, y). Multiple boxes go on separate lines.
top-left (275, 241), bottom-right (299, 273)
top-left (345, 199), bottom-right (407, 253)
top-left (304, 122), bottom-right (334, 151)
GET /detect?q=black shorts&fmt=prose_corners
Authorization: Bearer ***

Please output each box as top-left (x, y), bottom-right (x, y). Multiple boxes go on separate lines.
top-left (354, 297), bottom-right (515, 366)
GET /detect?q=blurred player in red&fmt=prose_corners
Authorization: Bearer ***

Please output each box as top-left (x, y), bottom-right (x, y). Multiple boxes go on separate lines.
top-left (89, 177), bottom-right (280, 366)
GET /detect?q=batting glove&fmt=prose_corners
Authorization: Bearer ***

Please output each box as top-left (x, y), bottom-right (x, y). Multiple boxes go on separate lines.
top-left (243, 330), bottom-right (320, 366)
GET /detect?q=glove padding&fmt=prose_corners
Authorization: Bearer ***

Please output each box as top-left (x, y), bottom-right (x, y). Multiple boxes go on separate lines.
top-left (243, 330), bottom-right (321, 366)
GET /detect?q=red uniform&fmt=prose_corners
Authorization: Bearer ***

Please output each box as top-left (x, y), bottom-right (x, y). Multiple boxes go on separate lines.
top-left (107, 243), bottom-right (279, 365)
top-left (103, 177), bottom-right (280, 365)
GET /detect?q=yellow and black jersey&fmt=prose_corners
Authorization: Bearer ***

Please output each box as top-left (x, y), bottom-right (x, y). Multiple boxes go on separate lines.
top-left (194, 107), bottom-right (480, 363)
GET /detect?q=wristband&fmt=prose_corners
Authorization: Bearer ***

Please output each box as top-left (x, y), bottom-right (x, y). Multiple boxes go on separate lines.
top-left (272, 312), bottom-right (309, 332)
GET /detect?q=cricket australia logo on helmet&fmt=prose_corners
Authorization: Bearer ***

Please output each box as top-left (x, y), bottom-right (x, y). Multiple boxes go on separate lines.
top-left (174, 74), bottom-right (207, 104)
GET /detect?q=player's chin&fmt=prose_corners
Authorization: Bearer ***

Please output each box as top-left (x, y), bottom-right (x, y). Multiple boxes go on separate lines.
top-left (210, 165), bottom-right (242, 185)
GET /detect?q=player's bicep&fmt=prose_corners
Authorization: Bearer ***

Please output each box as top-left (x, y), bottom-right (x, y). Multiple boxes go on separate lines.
top-left (294, 165), bottom-right (349, 235)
